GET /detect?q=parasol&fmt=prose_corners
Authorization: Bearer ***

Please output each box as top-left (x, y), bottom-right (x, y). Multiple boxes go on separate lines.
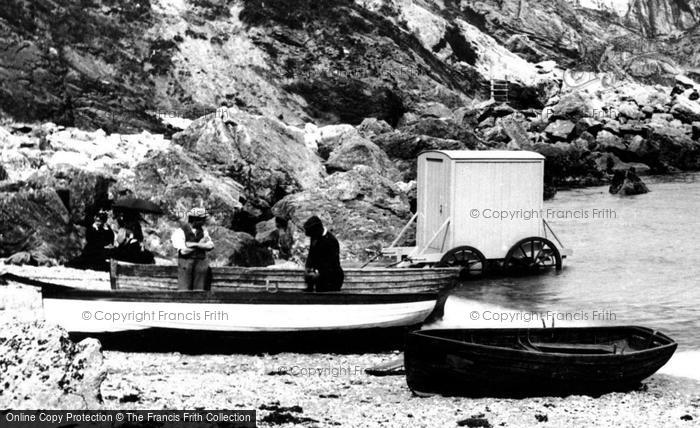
top-left (112, 197), bottom-right (163, 215)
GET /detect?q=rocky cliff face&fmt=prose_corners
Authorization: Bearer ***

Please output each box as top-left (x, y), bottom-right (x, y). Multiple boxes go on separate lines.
top-left (0, 0), bottom-right (481, 132)
top-left (0, 320), bottom-right (105, 408)
top-left (1, 0), bottom-right (699, 130)
top-left (577, 0), bottom-right (700, 36)
top-left (1, 0), bottom-right (700, 265)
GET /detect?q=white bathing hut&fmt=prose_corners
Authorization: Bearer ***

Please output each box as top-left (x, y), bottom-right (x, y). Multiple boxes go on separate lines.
top-left (384, 150), bottom-right (570, 277)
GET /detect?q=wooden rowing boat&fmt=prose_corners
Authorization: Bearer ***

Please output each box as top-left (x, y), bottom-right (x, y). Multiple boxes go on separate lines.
top-left (39, 282), bottom-right (439, 334)
top-left (405, 327), bottom-right (677, 397)
top-left (110, 261), bottom-right (459, 294)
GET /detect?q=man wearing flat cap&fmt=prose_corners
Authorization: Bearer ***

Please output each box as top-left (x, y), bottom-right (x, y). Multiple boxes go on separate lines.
top-left (303, 216), bottom-right (344, 292)
top-left (171, 207), bottom-right (215, 290)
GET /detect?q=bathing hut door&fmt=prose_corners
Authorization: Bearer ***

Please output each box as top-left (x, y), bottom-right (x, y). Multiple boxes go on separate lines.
top-left (424, 157), bottom-right (449, 252)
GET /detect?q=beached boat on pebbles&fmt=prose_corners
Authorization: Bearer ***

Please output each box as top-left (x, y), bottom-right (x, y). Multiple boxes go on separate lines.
top-left (42, 286), bottom-right (439, 334)
top-left (1, 273), bottom-right (440, 335)
top-left (405, 327), bottom-right (677, 397)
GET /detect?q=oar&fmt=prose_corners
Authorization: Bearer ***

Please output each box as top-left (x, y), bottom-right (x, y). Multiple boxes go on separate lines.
top-left (360, 251), bottom-right (382, 268)
top-left (362, 258), bottom-right (404, 269)
top-left (0, 272), bottom-right (61, 288)
top-left (365, 357), bottom-right (404, 376)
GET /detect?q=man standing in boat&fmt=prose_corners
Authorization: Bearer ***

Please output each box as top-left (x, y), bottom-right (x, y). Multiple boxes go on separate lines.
top-left (171, 207), bottom-right (215, 290)
top-left (303, 216), bottom-right (344, 292)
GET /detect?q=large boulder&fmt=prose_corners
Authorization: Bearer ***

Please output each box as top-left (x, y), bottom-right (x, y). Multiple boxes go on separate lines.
top-left (356, 118), bottom-right (393, 139)
top-left (398, 117), bottom-right (482, 147)
top-left (530, 142), bottom-right (602, 187)
top-left (670, 96), bottom-right (700, 123)
top-left (143, 220), bottom-right (273, 267)
top-left (636, 125), bottom-right (700, 171)
top-left (574, 117), bottom-right (603, 137)
top-left (272, 166), bottom-right (412, 261)
top-left (482, 121), bottom-right (510, 145)
top-left (309, 124), bottom-right (361, 160)
top-left (544, 119), bottom-right (576, 141)
top-left (0, 184), bottom-right (82, 263)
top-left (408, 102), bottom-right (454, 120)
top-left (609, 168), bottom-right (650, 196)
top-left (546, 92), bottom-right (594, 122)
top-left (617, 101), bottom-right (644, 120)
top-left (596, 130), bottom-right (626, 152)
top-left (326, 134), bottom-right (400, 180)
top-left (0, 142), bottom-right (47, 183)
top-left (0, 321), bottom-right (105, 408)
top-left (601, 119), bottom-right (622, 136)
top-left (220, 229), bottom-right (275, 267)
top-left (592, 152), bottom-right (651, 176)
top-left (122, 147), bottom-right (243, 228)
top-left (371, 132), bottom-right (470, 180)
top-left (172, 108), bottom-right (325, 216)
top-left (27, 166), bottom-right (114, 225)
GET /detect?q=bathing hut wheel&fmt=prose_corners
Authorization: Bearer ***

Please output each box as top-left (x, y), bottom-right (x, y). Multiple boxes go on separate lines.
top-left (504, 237), bottom-right (562, 273)
top-left (435, 246), bottom-right (486, 279)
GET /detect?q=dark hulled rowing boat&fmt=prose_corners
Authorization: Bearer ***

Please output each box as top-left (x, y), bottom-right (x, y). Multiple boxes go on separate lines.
top-left (405, 327), bottom-right (677, 397)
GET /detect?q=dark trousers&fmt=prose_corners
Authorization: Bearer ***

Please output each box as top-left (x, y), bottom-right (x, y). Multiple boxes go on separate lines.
top-left (304, 270), bottom-right (344, 292)
top-left (178, 257), bottom-right (210, 290)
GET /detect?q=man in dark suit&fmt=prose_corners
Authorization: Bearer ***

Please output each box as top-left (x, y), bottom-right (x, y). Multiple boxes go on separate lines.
top-left (303, 216), bottom-right (344, 292)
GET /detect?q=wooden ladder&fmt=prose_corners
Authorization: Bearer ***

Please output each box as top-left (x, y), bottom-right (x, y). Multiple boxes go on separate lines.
top-left (490, 79), bottom-right (510, 103)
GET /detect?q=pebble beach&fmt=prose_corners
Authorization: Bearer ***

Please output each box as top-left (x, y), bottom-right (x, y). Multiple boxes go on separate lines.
top-left (2, 267), bottom-right (699, 427)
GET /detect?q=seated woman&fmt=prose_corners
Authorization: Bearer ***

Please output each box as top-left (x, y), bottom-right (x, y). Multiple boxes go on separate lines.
top-left (111, 227), bottom-right (154, 264)
top-left (113, 210), bottom-right (144, 247)
top-left (260, 216), bottom-right (294, 261)
top-left (111, 210), bottom-right (154, 264)
top-left (66, 209), bottom-right (114, 271)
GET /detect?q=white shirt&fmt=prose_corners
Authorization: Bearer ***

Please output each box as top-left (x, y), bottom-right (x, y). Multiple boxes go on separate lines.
top-left (171, 227), bottom-right (212, 255)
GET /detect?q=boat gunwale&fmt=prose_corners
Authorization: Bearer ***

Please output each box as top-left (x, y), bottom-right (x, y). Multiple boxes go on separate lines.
top-left (42, 285), bottom-right (440, 305)
top-left (410, 327), bottom-right (677, 358)
top-left (115, 263), bottom-right (461, 275)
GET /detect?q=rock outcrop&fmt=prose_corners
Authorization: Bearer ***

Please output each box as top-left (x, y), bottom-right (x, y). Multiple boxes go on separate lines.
top-left (326, 133), bottom-right (400, 180)
top-left (0, 321), bottom-right (105, 408)
top-left (2, 0), bottom-right (700, 267)
top-left (0, 184), bottom-right (82, 263)
top-left (0, 0), bottom-right (483, 132)
top-left (371, 132), bottom-right (475, 181)
top-left (609, 167), bottom-right (650, 196)
top-left (273, 166), bottom-right (413, 261)
top-left (2, 0), bottom-right (700, 133)
top-left (124, 147), bottom-right (244, 229)
top-left (27, 167), bottom-right (113, 225)
top-left (472, 78), bottom-right (700, 186)
top-left (172, 108), bottom-right (325, 217)
top-left (0, 0), bottom-right (169, 133)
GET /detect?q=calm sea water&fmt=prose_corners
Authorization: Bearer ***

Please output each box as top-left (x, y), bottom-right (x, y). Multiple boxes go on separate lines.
top-left (430, 173), bottom-right (700, 380)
